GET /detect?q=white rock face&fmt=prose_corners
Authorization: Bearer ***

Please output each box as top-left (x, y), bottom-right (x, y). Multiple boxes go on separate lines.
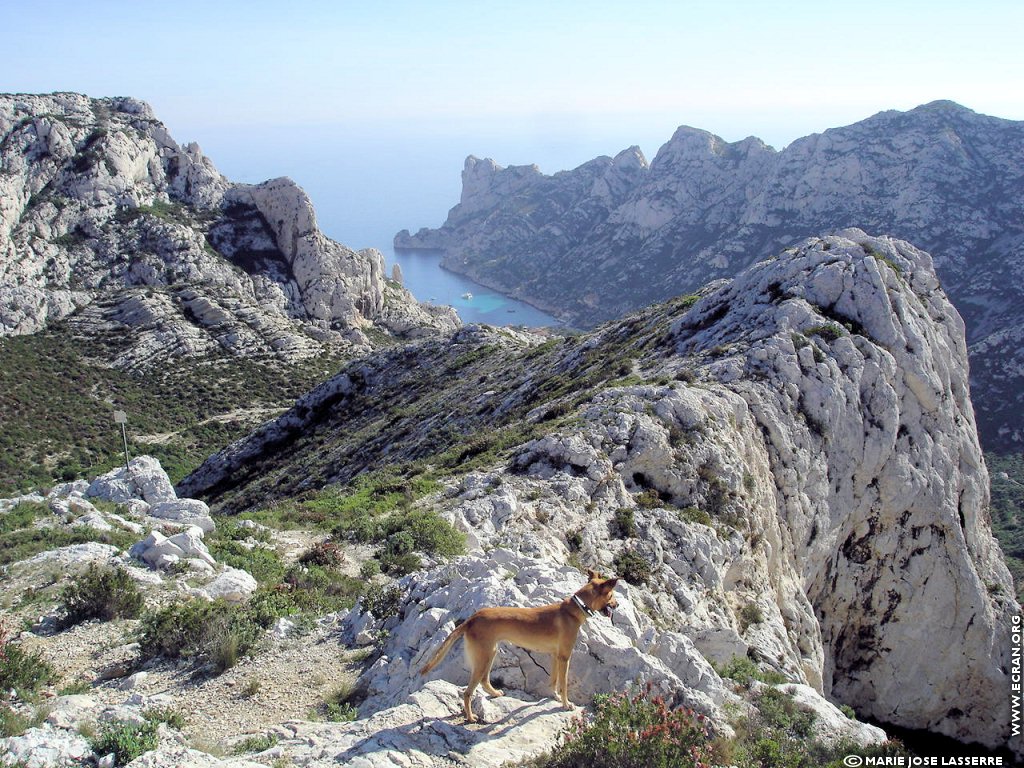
top-left (344, 553), bottom-right (732, 720)
top-left (0, 93), bottom-right (457, 368)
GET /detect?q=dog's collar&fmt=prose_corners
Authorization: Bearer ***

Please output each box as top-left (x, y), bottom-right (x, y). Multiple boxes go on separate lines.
top-left (571, 594), bottom-right (598, 619)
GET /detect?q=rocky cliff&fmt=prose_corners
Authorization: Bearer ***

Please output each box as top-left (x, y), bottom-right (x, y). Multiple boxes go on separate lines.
top-left (1, 92), bottom-right (457, 371)
top-left (185, 231), bottom-right (1019, 757)
top-left (396, 101), bottom-right (1024, 449)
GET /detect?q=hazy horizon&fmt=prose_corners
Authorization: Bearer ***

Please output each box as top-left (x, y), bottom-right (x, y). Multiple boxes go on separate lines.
top-left (4, 0), bottom-right (1022, 249)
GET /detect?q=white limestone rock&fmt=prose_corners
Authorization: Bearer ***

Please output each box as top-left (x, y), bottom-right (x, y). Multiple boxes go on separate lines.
top-left (200, 566), bottom-right (258, 602)
top-left (0, 725), bottom-right (92, 768)
top-left (87, 456), bottom-right (175, 504)
top-left (0, 93), bottom-right (456, 368)
top-left (147, 499), bottom-right (215, 533)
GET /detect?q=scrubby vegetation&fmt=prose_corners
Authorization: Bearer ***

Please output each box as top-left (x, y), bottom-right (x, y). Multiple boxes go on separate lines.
top-left (518, 683), bottom-right (910, 768)
top-left (0, 624), bottom-right (57, 738)
top-left (520, 685), bottom-right (719, 768)
top-left (0, 328), bottom-right (348, 493)
top-left (138, 598), bottom-right (265, 673)
top-left (0, 501), bottom-right (135, 566)
top-left (87, 717), bottom-right (159, 766)
top-left (0, 626), bottom-right (55, 699)
top-left (59, 564), bottom-right (144, 625)
top-left (988, 452), bottom-right (1024, 601)
top-left (612, 550), bottom-right (653, 586)
top-left (714, 655), bottom-right (787, 686)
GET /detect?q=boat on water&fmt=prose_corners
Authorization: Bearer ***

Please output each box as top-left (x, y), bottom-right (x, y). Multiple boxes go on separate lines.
top-left (461, 292), bottom-right (473, 300)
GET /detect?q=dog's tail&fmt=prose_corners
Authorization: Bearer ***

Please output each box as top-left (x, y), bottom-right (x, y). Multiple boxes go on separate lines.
top-left (419, 621), bottom-right (468, 676)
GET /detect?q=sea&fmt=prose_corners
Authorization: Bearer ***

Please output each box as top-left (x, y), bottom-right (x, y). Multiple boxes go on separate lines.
top-left (384, 246), bottom-right (560, 328)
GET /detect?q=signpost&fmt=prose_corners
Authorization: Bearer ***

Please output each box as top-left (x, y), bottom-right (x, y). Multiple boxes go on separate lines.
top-left (113, 410), bottom-right (130, 473)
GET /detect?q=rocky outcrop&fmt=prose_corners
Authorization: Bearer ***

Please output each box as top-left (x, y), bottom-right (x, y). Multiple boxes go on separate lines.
top-left (398, 101), bottom-right (1024, 449)
top-left (187, 232), bottom-right (1019, 755)
top-left (0, 93), bottom-right (456, 370)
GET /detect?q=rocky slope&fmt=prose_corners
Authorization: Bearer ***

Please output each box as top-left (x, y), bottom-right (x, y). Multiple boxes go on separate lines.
top-left (1, 92), bottom-right (457, 371)
top-left (396, 101), bottom-right (1024, 449)
top-left (182, 231), bottom-right (1019, 758)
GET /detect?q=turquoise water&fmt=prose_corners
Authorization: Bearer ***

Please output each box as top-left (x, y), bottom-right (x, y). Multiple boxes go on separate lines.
top-left (384, 247), bottom-right (561, 328)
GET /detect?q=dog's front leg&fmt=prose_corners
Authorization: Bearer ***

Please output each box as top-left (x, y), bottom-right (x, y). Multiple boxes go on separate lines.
top-left (555, 652), bottom-right (573, 710)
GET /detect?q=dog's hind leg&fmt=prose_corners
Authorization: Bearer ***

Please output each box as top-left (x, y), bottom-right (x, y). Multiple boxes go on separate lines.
top-left (481, 646), bottom-right (503, 697)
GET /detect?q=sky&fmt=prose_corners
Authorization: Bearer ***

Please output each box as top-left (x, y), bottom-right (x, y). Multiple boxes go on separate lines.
top-left (3, 0), bottom-right (1023, 249)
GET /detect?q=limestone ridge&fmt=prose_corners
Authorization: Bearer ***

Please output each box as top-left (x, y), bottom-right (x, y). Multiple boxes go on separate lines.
top-left (396, 101), bottom-right (1024, 448)
top-left (0, 92), bottom-right (456, 369)
top-left (185, 232), bottom-right (1019, 754)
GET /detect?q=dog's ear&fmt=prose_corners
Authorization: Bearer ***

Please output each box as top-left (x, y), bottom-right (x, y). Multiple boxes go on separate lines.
top-left (586, 568), bottom-right (600, 582)
top-left (601, 578), bottom-right (619, 592)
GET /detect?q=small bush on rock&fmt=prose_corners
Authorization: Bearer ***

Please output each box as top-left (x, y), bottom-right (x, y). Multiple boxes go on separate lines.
top-left (89, 718), bottom-right (159, 767)
top-left (612, 508), bottom-right (636, 538)
top-left (59, 564), bottom-right (144, 625)
top-left (612, 550), bottom-right (653, 586)
top-left (634, 489), bottom-right (662, 509)
top-left (0, 702), bottom-right (47, 738)
top-left (361, 583), bottom-right (403, 621)
top-left (715, 655), bottom-right (786, 686)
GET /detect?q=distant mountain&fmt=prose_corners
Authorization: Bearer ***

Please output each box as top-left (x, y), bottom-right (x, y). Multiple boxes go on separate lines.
top-left (397, 101), bottom-right (1024, 449)
top-left (1, 92), bottom-right (457, 371)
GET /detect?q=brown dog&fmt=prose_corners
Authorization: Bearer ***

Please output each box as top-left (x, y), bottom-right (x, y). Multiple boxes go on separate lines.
top-left (418, 569), bottom-right (620, 722)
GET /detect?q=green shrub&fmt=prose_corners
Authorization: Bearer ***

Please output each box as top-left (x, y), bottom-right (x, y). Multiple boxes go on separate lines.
top-left (612, 508), bottom-right (636, 538)
top-left (738, 602), bottom-right (764, 632)
top-left (137, 599), bottom-right (262, 673)
top-left (323, 682), bottom-right (360, 722)
top-left (59, 564), bottom-right (144, 625)
top-left (281, 564), bottom-right (364, 614)
top-left (58, 679), bottom-right (92, 696)
top-left (634, 489), bottom-right (662, 509)
top-left (207, 540), bottom-right (284, 584)
top-left (0, 525), bottom-right (136, 567)
top-left (678, 506), bottom-right (712, 527)
top-left (361, 583), bottom-right (403, 622)
top-left (612, 550), bottom-right (653, 586)
top-left (715, 655), bottom-right (787, 687)
top-left (143, 706), bottom-right (185, 730)
top-left (0, 628), bottom-right (56, 698)
top-left (88, 719), bottom-right (159, 766)
top-left (521, 684), bottom-right (718, 768)
top-left (325, 700), bottom-right (358, 722)
top-left (358, 559), bottom-right (381, 580)
top-left (0, 501), bottom-right (48, 534)
top-left (0, 702), bottom-right (47, 738)
top-left (805, 324), bottom-right (845, 343)
top-left (231, 733), bottom-right (279, 754)
top-left (378, 550), bottom-right (421, 575)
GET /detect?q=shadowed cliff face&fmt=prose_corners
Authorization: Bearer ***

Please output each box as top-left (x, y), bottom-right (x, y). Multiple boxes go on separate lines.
top-left (0, 93), bottom-right (457, 370)
top-left (397, 101), bottom-right (1024, 450)
top-left (185, 231), bottom-right (1019, 755)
